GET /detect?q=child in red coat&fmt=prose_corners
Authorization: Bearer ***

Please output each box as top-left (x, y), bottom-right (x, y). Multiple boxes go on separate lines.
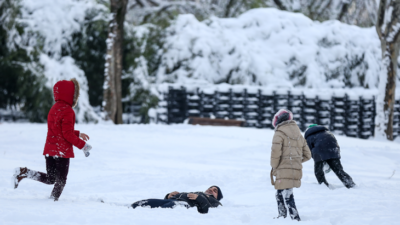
top-left (13, 78), bottom-right (92, 201)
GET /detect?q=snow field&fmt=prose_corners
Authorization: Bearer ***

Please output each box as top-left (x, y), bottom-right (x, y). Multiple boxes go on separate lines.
top-left (0, 123), bottom-right (399, 224)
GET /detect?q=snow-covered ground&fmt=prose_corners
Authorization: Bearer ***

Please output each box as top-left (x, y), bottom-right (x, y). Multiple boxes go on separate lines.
top-left (1, 123), bottom-right (399, 224)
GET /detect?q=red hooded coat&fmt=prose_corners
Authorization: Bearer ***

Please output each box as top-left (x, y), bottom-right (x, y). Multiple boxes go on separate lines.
top-left (43, 80), bottom-right (85, 158)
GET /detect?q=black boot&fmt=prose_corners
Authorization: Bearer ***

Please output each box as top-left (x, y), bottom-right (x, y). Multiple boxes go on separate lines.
top-left (282, 189), bottom-right (301, 221)
top-left (326, 159), bottom-right (356, 189)
top-left (276, 190), bottom-right (287, 218)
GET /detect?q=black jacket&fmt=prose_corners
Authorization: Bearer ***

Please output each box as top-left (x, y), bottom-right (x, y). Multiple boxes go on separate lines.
top-left (304, 126), bottom-right (341, 162)
top-left (164, 192), bottom-right (222, 214)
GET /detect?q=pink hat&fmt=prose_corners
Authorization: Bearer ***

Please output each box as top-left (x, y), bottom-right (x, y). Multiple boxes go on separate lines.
top-left (272, 109), bottom-right (293, 128)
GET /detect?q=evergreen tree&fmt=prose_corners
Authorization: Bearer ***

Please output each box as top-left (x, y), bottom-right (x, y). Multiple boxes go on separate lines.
top-left (0, 0), bottom-right (52, 122)
top-left (66, 11), bottom-right (108, 108)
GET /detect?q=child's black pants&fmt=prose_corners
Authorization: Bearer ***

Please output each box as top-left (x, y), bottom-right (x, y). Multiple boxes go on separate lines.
top-left (314, 158), bottom-right (355, 188)
top-left (29, 156), bottom-right (70, 199)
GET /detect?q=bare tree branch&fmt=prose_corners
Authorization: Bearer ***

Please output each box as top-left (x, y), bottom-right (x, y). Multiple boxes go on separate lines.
top-left (135, 0), bottom-right (145, 8)
top-left (376, 0), bottom-right (387, 39)
top-left (338, 0), bottom-right (351, 21)
top-left (316, 0), bottom-right (333, 20)
top-left (147, 0), bottom-right (160, 7)
top-left (273, 0), bottom-right (287, 11)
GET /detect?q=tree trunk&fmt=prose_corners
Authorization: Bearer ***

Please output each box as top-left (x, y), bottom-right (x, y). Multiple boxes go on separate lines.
top-left (380, 42), bottom-right (398, 140)
top-left (375, 0), bottom-right (400, 140)
top-left (103, 0), bottom-right (127, 124)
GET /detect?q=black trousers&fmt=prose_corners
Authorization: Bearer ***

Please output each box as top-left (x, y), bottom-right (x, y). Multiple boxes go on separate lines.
top-left (28, 156), bottom-right (70, 199)
top-left (315, 158), bottom-right (355, 188)
top-left (276, 189), bottom-right (300, 221)
top-left (131, 199), bottom-right (189, 209)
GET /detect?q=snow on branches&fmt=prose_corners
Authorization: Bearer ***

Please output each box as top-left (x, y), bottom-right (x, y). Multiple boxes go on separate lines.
top-left (152, 8), bottom-right (381, 89)
top-left (375, 0), bottom-right (400, 140)
top-left (270, 0), bottom-right (378, 27)
top-left (12, 0), bottom-right (107, 123)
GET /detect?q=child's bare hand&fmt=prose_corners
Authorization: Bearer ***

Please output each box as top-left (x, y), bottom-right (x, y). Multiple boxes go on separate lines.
top-left (80, 133), bottom-right (90, 141)
top-left (187, 193), bottom-right (198, 200)
top-left (168, 191), bottom-right (179, 199)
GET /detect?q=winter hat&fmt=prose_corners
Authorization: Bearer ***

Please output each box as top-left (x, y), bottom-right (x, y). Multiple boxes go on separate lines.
top-left (308, 124), bottom-right (318, 128)
top-left (53, 80), bottom-right (75, 106)
top-left (211, 186), bottom-right (223, 201)
top-left (272, 109), bottom-right (293, 128)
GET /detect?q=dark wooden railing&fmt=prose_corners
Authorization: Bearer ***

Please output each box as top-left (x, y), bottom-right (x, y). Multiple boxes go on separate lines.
top-left (153, 86), bottom-right (392, 140)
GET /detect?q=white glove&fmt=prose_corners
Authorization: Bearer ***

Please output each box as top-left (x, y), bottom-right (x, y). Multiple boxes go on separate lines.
top-left (323, 161), bottom-right (331, 174)
top-left (82, 143), bottom-right (92, 157)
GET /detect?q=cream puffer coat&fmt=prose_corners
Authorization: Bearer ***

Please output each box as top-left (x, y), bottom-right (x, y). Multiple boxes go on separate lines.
top-left (270, 120), bottom-right (312, 190)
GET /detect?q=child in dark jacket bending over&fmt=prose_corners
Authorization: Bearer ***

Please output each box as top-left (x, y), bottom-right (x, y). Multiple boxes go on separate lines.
top-left (304, 124), bottom-right (356, 189)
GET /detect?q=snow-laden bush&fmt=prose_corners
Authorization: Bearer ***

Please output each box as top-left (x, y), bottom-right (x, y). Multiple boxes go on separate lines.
top-left (151, 8), bottom-right (383, 89)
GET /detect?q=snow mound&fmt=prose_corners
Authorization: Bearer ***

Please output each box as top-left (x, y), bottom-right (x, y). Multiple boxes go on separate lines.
top-left (156, 8), bottom-right (382, 89)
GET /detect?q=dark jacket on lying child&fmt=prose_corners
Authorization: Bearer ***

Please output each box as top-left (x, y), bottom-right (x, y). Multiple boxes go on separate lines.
top-left (131, 186), bottom-right (223, 214)
top-left (164, 192), bottom-right (221, 213)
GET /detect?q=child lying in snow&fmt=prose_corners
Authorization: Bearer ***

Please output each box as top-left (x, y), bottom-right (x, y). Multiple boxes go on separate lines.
top-left (131, 186), bottom-right (223, 214)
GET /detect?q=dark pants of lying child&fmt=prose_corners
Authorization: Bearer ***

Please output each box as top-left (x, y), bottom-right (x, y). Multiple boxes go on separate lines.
top-left (132, 199), bottom-right (190, 209)
top-left (276, 188), bottom-right (300, 221)
top-left (315, 158), bottom-right (355, 188)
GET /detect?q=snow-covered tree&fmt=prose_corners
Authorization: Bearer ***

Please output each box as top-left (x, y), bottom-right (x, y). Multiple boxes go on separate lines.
top-left (1, 0), bottom-right (107, 123)
top-left (146, 9), bottom-right (381, 89)
top-left (123, 0), bottom-right (269, 121)
top-left (375, 0), bottom-right (400, 140)
top-left (103, 0), bottom-right (128, 124)
top-left (269, 0), bottom-right (378, 27)
top-left (126, 0), bottom-right (267, 25)
top-left (0, 0), bottom-right (52, 122)
top-left (68, 11), bottom-right (109, 108)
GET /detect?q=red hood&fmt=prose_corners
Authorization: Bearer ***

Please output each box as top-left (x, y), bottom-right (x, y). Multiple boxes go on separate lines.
top-left (53, 80), bottom-right (75, 106)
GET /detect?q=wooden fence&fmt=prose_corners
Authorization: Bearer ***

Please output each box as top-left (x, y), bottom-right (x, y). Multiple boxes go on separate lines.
top-left (154, 86), bottom-right (400, 140)
top-left (0, 109), bottom-right (28, 123)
